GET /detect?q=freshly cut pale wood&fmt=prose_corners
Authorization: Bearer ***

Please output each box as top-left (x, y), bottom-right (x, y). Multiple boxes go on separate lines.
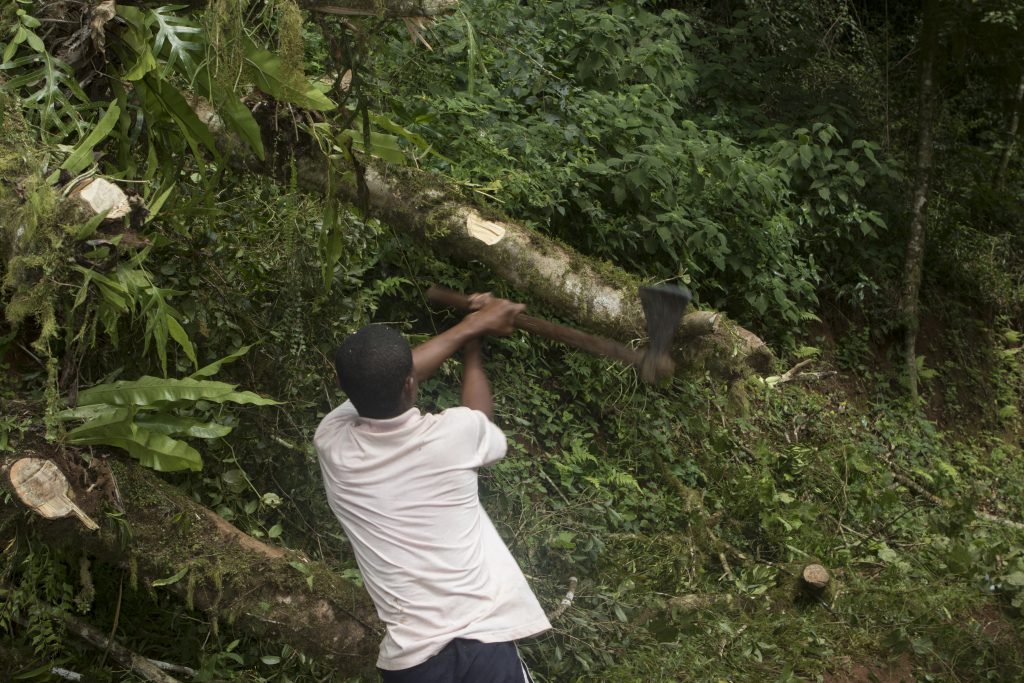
top-left (466, 211), bottom-right (506, 245)
top-left (68, 177), bottom-right (131, 220)
top-left (9, 458), bottom-right (99, 531)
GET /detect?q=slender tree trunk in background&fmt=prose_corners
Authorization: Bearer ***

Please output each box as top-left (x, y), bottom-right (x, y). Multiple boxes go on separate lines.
top-left (900, 0), bottom-right (941, 403)
top-left (994, 71), bottom-right (1024, 189)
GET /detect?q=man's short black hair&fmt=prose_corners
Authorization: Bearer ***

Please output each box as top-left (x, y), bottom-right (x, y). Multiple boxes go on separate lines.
top-left (333, 324), bottom-right (413, 419)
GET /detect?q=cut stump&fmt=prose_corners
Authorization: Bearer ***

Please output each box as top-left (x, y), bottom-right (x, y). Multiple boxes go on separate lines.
top-left (801, 563), bottom-right (830, 591)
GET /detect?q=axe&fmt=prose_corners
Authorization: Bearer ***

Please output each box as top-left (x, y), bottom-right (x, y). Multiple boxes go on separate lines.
top-left (426, 284), bottom-right (692, 383)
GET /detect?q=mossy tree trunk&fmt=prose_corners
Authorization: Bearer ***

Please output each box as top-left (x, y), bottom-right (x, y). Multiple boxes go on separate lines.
top-left (1, 455), bottom-right (382, 678)
top-left (291, 159), bottom-right (774, 379)
top-left (300, 0), bottom-right (458, 15)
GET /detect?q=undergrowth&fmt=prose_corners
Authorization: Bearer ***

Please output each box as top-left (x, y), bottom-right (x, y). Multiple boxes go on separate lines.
top-left (1, 0), bottom-right (1023, 677)
top-left (4, 175), bottom-right (1022, 682)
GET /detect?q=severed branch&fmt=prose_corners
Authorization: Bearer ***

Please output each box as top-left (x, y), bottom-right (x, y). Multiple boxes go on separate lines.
top-left (546, 576), bottom-right (578, 622)
top-left (758, 359), bottom-right (837, 388)
top-left (60, 614), bottom-right (185, 683)
top-left (883, 456), bottom-right (1024, 531)
top-left (1, 595), bottom-right (192, 683)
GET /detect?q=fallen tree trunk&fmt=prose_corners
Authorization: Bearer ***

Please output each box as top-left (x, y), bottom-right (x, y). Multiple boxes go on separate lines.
top-left (302, 0), bottom-right (459, 16)
top-left (0, 453), bottom-right (381, 678)
top-left (292, 159), bottom-right (774, 378)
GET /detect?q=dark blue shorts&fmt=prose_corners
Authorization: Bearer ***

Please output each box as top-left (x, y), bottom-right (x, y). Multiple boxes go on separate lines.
top-left (379, 638), bottom-right (533, 683)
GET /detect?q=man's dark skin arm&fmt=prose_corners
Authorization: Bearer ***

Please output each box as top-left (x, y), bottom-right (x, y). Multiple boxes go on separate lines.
top-left (411, 294), bottom-right (524, 384)
top-left (460, 338), bottom-right (492, 418)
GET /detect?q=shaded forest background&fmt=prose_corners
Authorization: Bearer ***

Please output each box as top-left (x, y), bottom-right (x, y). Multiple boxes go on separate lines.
top-left (1, 0), bottom-right (1023, 680)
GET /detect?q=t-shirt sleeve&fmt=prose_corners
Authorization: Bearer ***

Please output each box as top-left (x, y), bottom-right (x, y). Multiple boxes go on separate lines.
top-left (314, 400), bottom-right (359, 455)
top-left (448, 407), bottom-right (507, 468)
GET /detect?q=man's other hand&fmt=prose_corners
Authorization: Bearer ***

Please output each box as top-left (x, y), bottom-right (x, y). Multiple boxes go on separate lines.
top-left (466, 293), bottom-right (525, 336)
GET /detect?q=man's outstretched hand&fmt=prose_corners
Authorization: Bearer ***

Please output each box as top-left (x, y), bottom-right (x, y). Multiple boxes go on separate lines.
top-left (465, 293), bottom-right (526, 336)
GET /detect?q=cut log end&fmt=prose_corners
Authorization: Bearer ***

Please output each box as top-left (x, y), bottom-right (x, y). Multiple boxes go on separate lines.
top-left (9, 457), bottom-right (99, 531)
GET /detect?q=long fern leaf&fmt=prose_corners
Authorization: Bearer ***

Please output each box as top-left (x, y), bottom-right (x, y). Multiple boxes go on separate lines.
top-left (76, 377), bottom-right (279, 407)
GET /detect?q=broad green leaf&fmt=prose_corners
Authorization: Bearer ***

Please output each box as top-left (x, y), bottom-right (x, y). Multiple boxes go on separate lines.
top-left (11, 663), bottom-right (57, 680)
top-left (73, 210), bottom-right (110, 241)
top-left (133, 413), bottom-right (233, 438)
top-left (192, 64), bottom-right (266, 160)
top-left (115, 5), bottom-right (148, 29)
top-left (152, 565), bottom-right (189, 587)
top-left (76, 376), bottom-right (279, 407)
top-left (215, 90), bottom-right (265, 159)
top-left (56, 404), bottom-right (126, 422)
top-left (124, 45), bottom-right (158, 81)
top-left (369, 112), bottom-right (453, 164)
top-left (321, 200), bottom-right (343, 292)
top-left (70, 425), bottom-right (203, 472)
top-left (3, 28), bottom-right (23, 63)
top-left (73, 266), bottom-right (130, 311)
top-left (136, 73), bottom-right (218, 158)
top-left (146, 178), bottom-right (177, 222)
top-left (24, 29), bottom-right (44, 53)
top-left (191, 344), bottom-right (255, 379)
top-left (62, 407), bottom-right (132, 438)
top-left (61, 101), bottom-right (121, 173)
top-left (244, 38), bottom-right (336, 111)
top-left (221, 468), bottom-right (247, 491)
top-left (166, 315), bottom-right (197, 369)
top-left (350, 131), bottom-right (406, 165)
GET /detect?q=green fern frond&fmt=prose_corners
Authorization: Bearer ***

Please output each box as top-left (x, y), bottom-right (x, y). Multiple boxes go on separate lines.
top-left (150, 4), bottom-right (204, 77)
top-left (0, 52), bottom-right (90, 143)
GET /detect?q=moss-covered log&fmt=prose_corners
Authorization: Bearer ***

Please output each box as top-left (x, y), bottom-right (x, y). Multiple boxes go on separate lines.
top-left (302, 0), bottom-right (458, 16)
top-left (294, 159), bottom-right (774, 377)
top-left (1, 454), bottom-right (381, 678)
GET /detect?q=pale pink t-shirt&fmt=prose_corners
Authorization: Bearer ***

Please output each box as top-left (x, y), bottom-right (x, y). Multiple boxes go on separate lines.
top-left (314, 400), bottom-right (551, 670)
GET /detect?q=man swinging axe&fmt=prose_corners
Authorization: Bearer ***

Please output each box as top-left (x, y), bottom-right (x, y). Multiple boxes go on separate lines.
top-left (315, 293), bottom-right (549, 682)
top-left (315, 284), bottom-right (690, 681)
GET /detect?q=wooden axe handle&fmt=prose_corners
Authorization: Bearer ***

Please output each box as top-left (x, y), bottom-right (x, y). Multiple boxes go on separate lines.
top-left (425, 286), bottom-right (647, 370)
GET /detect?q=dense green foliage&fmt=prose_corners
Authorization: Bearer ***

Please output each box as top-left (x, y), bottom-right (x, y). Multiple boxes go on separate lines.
top-left (371, 2), bottom-right (907, 341)
top-left (1, 0), bottom-right (1023, 681)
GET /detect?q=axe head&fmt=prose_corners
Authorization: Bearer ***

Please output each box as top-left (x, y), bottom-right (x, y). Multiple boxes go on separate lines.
top-left (638, 284), bottom-right (692, 383)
